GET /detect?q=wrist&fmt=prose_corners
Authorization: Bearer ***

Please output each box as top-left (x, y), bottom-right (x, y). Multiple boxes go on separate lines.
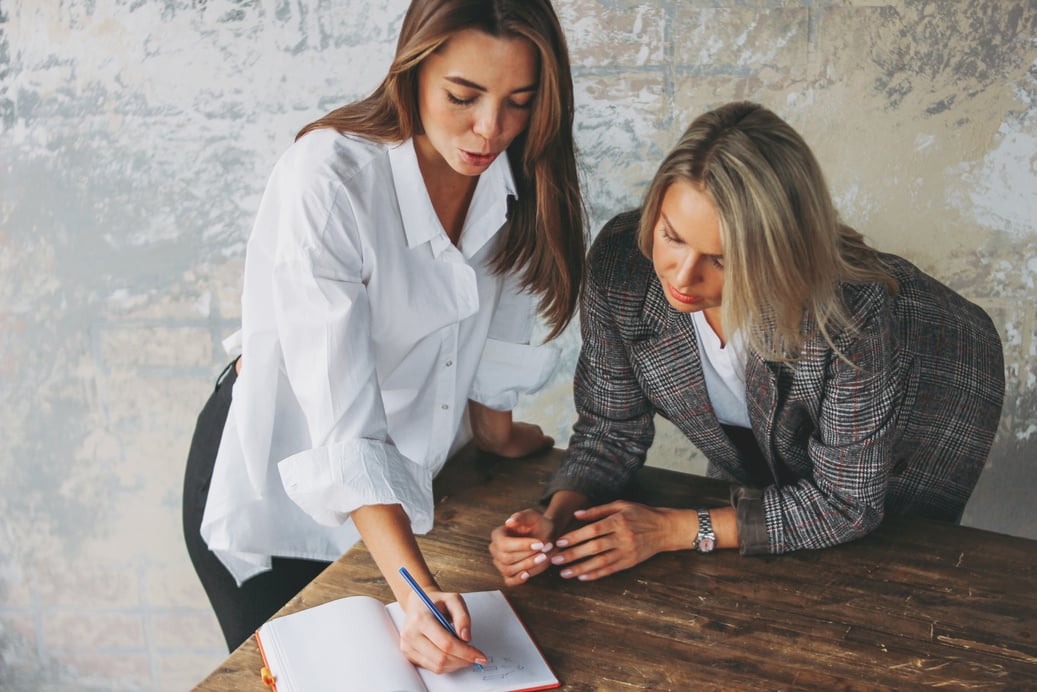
top-left (692, 508), bottom-right (717, 554)
top-left (666, 509), bottom-right (698, 552)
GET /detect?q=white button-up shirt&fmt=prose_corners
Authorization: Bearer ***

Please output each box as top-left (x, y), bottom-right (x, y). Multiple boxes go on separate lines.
top-left (200, 130), bottom-right (558, 584)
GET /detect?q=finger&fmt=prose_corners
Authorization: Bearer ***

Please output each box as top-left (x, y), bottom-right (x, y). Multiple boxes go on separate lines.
top-left (555, 516), bottom-right (615, 550)
top-left (503, 509), bottom-right (543, 533)
top-left (441, 594), bottom-right (472, 642)
top-left (558, 551), bottom-right (626, 582)
top-left (425, 623), bottom-right (486, 667)
top-left (498, 557), bottom-right (551, 587)
top-left (489, 532), bottom-right (550, 564)
top-left (572, 501), bottom-right (626, 522)
top-left (550, 535), bottom-right (615, 570)
top-left (492, 548), bottom-right (553, 582)
top-left (407, 623), bottom-right (486, 674)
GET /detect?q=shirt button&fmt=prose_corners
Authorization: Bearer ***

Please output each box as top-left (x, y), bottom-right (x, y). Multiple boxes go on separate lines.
top-left (445, 360), bottom-right (453, 367)
top-left (441, 404), bottom-right (449, 410)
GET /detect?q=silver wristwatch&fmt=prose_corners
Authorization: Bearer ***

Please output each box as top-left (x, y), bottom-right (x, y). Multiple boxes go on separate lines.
top-left (694, 508), bottom-right (716, 553)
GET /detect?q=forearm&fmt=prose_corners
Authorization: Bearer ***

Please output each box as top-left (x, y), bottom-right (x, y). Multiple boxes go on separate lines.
top-left (468, 401), bottom-right (512, 451)
top-left (351, 503), bottom-right (437, 605)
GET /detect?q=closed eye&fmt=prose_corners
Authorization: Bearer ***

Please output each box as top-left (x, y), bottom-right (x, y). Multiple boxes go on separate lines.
top-left (658, 225), bottom-right (682, 245)
top-left (447, 91), bottom-right (476, 106)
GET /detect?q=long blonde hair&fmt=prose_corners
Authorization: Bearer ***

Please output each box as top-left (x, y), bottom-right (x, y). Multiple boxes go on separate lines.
top-left (639, 101), bottom-right (896, 361)
top-left (298, 0), bottom-right (584, 339)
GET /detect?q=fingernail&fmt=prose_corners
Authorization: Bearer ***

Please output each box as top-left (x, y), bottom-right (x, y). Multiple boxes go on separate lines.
top-left (560, 568), bottom-right (574, 578)
top-left (461, 627), bottom-right (471, 641)
top-left (476, 657), bottom-right (488, 666)
top-left (534, 554), bottom-right (547, 565)
top-left (578, 574), bottom-right (589, 581)
top-left (574, 509), bottom-right (586, 516)
top-left (519, 571), bottom-right (529, 581)
top-left (530, 542), bottom-right (544, 551)
top-left (541, 542), bottom-right (553, 552)
top-left (556, 539), bottom-right (569, 547)
top-left (551, 555), bottom-right (565, 565)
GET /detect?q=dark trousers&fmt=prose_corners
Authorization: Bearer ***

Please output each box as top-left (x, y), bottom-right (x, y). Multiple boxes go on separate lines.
top-left (182, 360), bottom-right (330, 651)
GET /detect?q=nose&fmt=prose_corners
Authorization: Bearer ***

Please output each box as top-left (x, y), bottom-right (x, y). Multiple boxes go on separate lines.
top-left (675, 250), bottom-right (701, 287)
top-left (473, 102), bottom-right (503, 142)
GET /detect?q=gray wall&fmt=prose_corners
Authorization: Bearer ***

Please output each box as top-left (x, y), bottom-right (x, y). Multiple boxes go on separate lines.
top-left (1, 1), bottom-right (1034, 689)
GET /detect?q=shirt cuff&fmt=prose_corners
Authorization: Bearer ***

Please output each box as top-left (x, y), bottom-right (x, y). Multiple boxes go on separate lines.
top-left (278, 439), bottom-right (434, 534)
top-left (731, 485), bottom-right (770, 555)
top-left (222, 329), bottom-right (243, 358)
top-left (470, 339), bottom-right (559, 410)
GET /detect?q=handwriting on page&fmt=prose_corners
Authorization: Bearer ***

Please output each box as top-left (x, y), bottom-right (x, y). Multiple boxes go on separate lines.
top-left (470, 656), bottom-right (526, 682)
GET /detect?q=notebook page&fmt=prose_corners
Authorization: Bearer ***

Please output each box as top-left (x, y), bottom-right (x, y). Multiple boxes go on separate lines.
top-left (386, 590), bottom-right (558, 692)
top-left (257, 595), bottom-right (426, 692)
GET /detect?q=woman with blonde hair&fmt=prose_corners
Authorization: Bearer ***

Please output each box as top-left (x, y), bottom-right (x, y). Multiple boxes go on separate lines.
top-left (182, 0), bottom-right (584, 670)
top-left (490, 101), bottom-right (1003, 584)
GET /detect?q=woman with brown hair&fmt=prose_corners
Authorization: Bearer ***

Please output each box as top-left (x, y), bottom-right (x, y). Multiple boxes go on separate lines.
top-left (490, 101), bottom-right (1003, 584)
top-left (182, 0), bottom-right (584, 670)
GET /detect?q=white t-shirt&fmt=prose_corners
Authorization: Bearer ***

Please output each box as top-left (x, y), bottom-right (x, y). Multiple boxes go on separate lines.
top-left (200, 130), bottom-right (558, 584)
top-left (690, 310), bottom-right (750, 428)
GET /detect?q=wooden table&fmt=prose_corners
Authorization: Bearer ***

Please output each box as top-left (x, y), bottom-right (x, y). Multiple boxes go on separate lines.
top-left (195, 445), bottom-right (1037, 690)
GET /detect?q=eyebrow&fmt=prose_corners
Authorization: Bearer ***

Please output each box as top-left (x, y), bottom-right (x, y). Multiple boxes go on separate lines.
top-left (444, 75), bottom-right (537, 94)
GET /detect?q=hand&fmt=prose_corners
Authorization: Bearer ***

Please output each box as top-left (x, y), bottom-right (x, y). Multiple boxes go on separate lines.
top-left (548, 501), bottom-right (683, 582)
top-left (480, 421), bottom-right (554, 459)
top-left (398, 588), bottom-right (488, 674)
top-left (488, 508), bottom-right (557, 586)
top-left (468, 403), bottom-right (554, 458)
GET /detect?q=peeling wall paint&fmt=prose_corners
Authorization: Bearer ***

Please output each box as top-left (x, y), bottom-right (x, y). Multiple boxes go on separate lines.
top-left (2, 1), bottom-right (1035, 689)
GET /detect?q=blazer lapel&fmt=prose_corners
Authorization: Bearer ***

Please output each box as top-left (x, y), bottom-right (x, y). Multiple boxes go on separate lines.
top-left (744, 352), bottom-right (779, 462)
top-left (628, 283), bottom-right (746, 480)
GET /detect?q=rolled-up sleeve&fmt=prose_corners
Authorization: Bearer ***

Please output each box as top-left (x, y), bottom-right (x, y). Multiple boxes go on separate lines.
top-left (730, 486), bottom-right (768, 555)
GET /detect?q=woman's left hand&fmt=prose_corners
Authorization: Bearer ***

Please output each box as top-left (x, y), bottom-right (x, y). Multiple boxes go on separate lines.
top-left (548, 501), bottom-right (686, 581)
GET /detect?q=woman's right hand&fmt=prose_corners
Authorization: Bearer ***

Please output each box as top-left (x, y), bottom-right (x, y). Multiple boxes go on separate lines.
top-left (397, 588), bottom-right (488, 674)
top-left (489, 509), bottom-right (557, 586)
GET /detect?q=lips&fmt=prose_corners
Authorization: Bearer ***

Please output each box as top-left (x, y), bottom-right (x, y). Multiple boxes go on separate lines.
top-left (460, 149), bottom-right (498, 167)
top-left (668, 283), bottom-right (701, 305)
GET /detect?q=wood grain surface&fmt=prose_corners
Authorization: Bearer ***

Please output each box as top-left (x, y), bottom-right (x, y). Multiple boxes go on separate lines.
top-left (194, 445), bottom-right (1037, 690)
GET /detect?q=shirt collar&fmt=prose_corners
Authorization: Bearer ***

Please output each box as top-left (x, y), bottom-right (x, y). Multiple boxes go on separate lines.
top-left (388, 138), bottom-right (518, 258)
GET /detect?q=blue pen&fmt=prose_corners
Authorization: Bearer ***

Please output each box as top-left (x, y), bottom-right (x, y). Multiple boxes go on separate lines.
top-left (398, 567), bottom-right (484, 671)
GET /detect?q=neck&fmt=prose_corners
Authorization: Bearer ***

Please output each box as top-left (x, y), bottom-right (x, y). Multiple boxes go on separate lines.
top-left (413, 136), bottom-right (478, 245)
top-left (703, 307), bottom-right (725, 346)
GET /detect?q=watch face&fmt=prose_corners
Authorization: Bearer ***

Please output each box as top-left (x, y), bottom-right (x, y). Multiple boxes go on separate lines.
top-left (699, 537), bottom-right (716, 553)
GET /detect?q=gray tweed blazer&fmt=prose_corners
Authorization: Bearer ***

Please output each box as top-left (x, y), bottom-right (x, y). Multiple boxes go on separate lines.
top-left (547, 211), bottom-right (1005, 555)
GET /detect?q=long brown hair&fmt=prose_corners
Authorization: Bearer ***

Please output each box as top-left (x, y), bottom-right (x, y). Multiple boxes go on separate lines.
top-left (639, 102), bottom-right (897, 361)
top-left (298, 0), bottom-right (584, 339)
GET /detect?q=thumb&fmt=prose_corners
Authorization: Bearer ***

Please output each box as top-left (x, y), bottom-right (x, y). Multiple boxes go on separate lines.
top-left (504, 508), bottom-right (543, 534)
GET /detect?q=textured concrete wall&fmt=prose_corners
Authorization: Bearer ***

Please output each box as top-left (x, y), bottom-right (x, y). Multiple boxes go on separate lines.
top-left (1, 1), bottom-right (1034, 689)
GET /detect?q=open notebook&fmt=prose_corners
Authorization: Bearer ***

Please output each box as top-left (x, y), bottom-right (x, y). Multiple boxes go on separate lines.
top-left (255, 589), bottom-right (559, 692)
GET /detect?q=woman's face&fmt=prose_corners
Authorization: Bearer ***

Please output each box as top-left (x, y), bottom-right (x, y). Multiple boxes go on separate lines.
top-left (415, 28), bottom-right (538, 177)
top-left (651, 180), bottom-right (725, 316)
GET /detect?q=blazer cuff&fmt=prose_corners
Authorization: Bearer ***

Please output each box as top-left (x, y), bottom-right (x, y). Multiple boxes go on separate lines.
top-left (731, 485), bottom-right (769, 555)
